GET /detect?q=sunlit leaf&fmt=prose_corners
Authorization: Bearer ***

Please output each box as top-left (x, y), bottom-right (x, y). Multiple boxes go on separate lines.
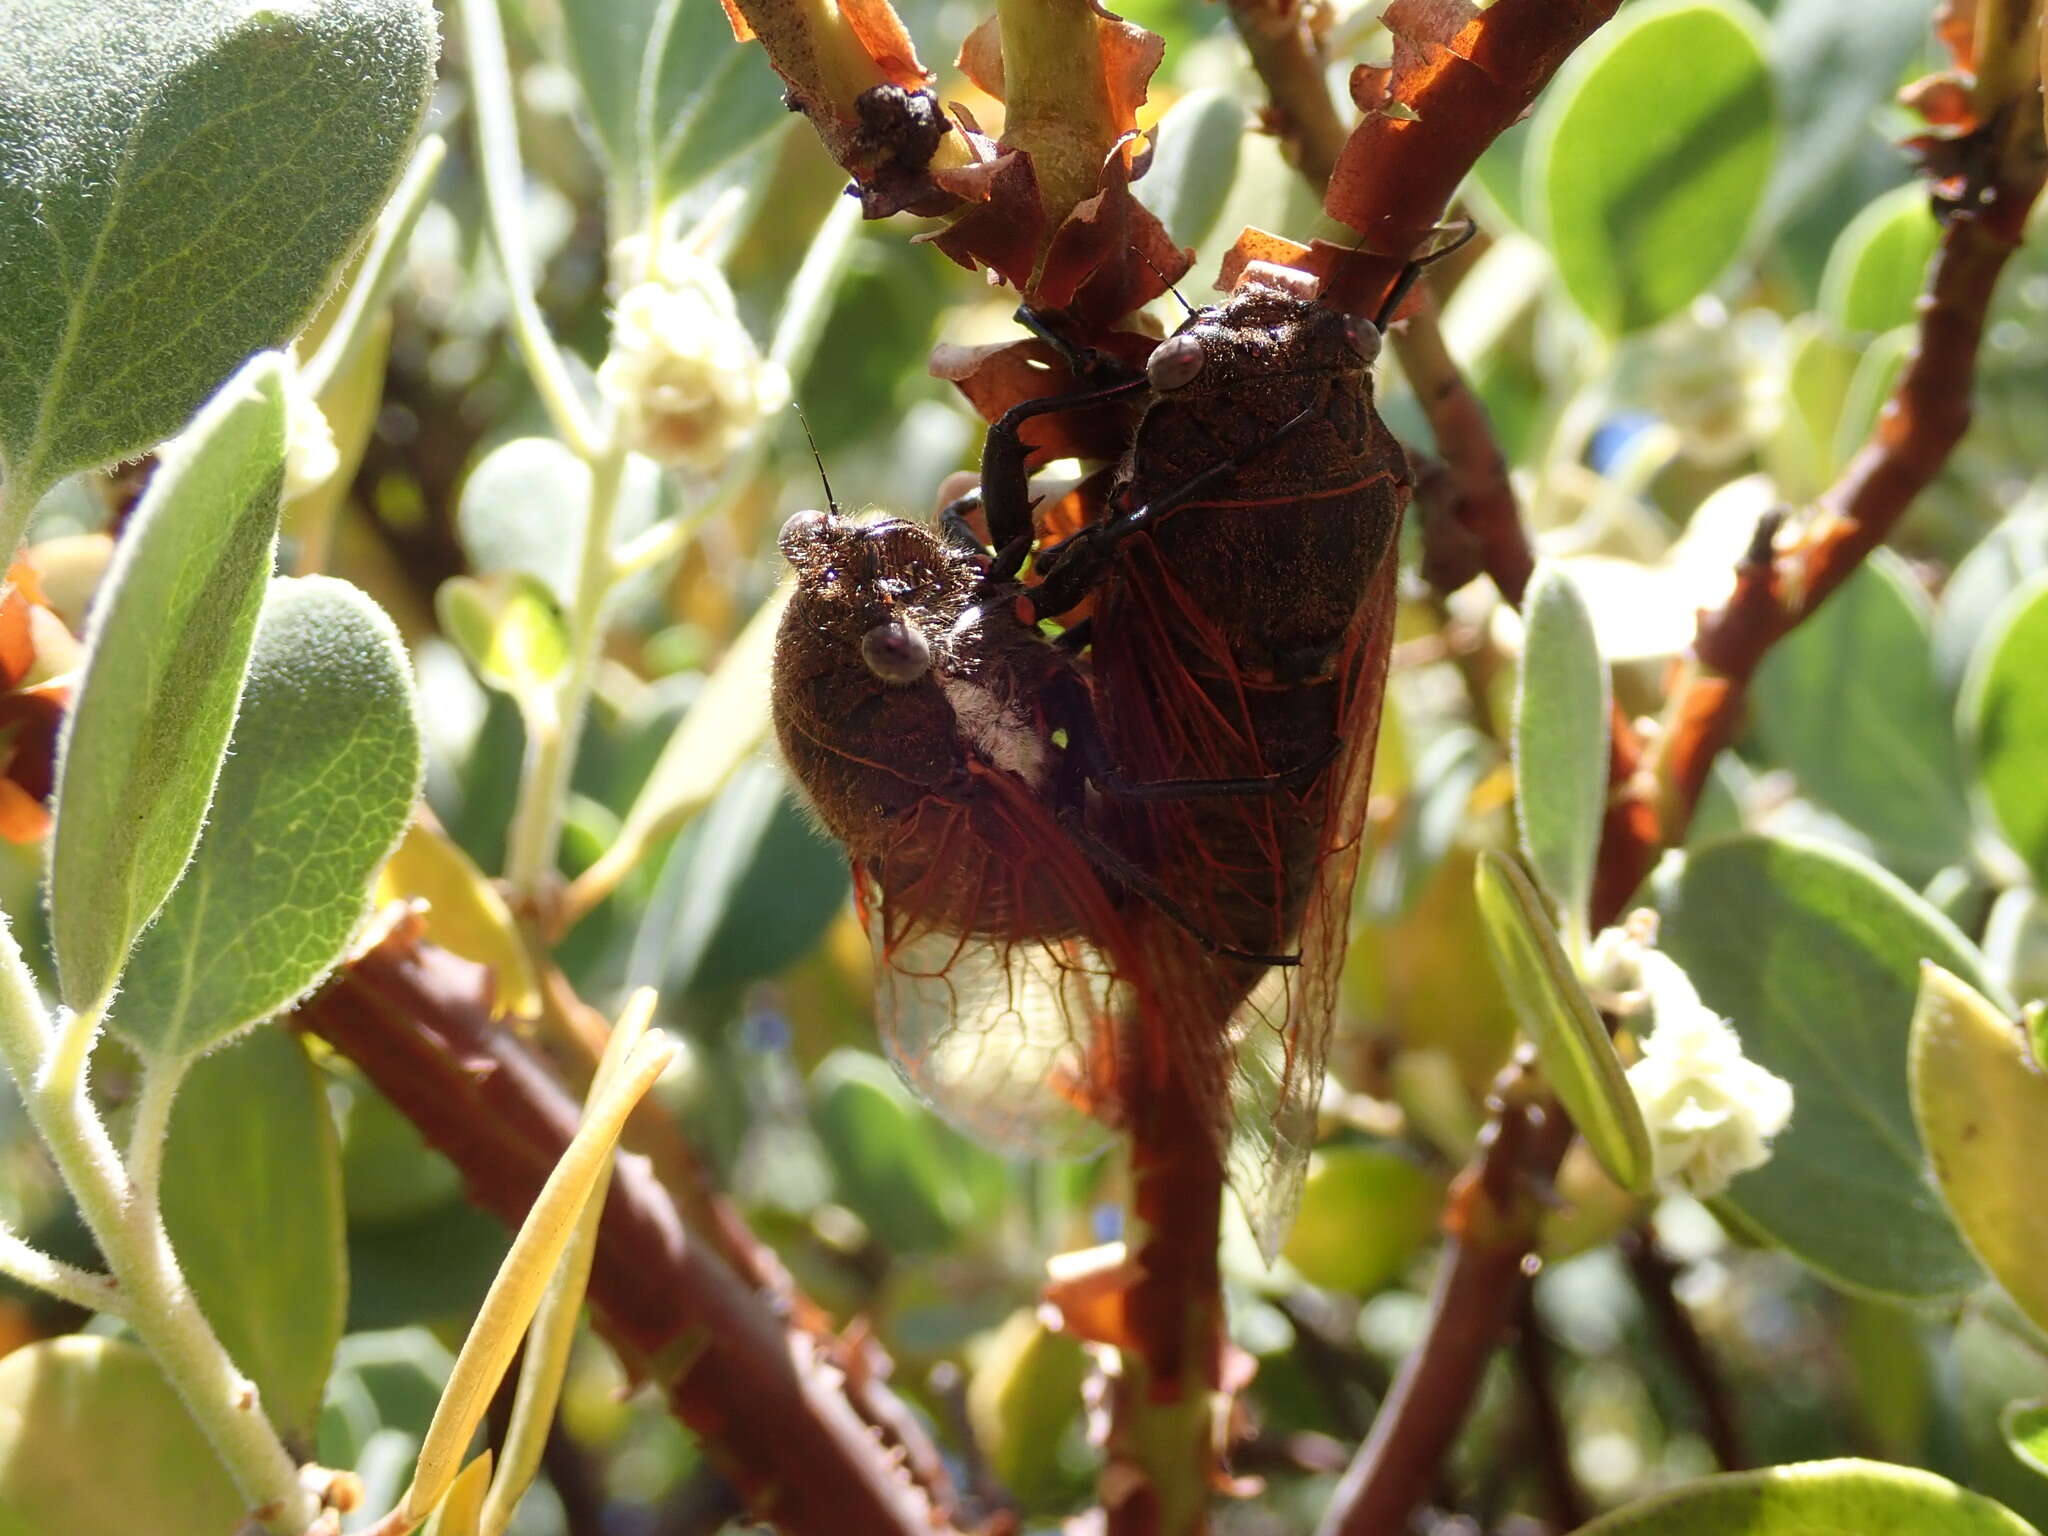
top-left (1654, 835), bottom-right (2000, 1301)
top-left (115, 577), bottom-right (422, 1056)
top-left (557, 0), bottom-right (668, 177)
top-left (437, 573), bottom-right (571, 702)
top-left (1933, 510), bottom-right (2048, 694)
top-left (1910, 964), bottom-right (2048, 1338)
top-left (455, 437), bottom-right (589, 609)
top-left (1134, 88), bottom-right (1244, 251)
top-left (159, 1025), bottom-right (346, 1441)
top-left (2004, 1401), bottom-right (2048, 1480)
top-left (1820, 185), bottom-right (1942, 335)
top-left (48, 353), bottom-right (287, 1015)
top-left (1474, 850), bottom-right (1652, 1194)
top-left (375, 819), bottom-right (540, 1017)
top-left (966, 1310), bottom-right (1090, 1511)
top-left (0, 1338), bottom-right (246, 1535)
top-left (0, 0), bottom-right (436, 504)
top-left (1574, 1458), bottom-right (2041, 1534)
top-left (1512, 563), bottom-right (1610, 937)
top-left (1527, 0), bottom-right (1777, 335)
top-left (810, 1050), bottom-right (966, 1253)
top-left (643, 0), bottom-right (789, 204)
top-left (1284, 1146), bottom-right (1444, 1295)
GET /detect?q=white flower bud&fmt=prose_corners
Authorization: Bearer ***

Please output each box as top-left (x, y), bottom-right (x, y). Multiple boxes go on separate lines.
top-left (281, 364), bottom-right (339, 502)
top-left (1624, 951), bottom-right (1793, 1198)
top-left (596, 249), bottom-right (788, 474)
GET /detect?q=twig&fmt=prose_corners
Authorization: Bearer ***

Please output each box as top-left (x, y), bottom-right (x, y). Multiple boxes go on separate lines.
top-left (1513, 1286), bottom-right (1586, 1531)
top-left (296, 921), bottom-right (960, 1536)
top-left (1222, 2), bottom-right (1350, 189)
top-left (1619, 1225), bottom-right (1745, 1472)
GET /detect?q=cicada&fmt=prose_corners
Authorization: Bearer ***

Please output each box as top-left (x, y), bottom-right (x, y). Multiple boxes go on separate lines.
top-left (964, 258), bottom-right (1417, 1250)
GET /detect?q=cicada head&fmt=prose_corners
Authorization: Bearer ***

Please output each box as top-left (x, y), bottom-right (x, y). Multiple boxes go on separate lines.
top-left (1141, 261), bottom-right (1383, 405)
top-left (771, 510), bottom-right (980, 850)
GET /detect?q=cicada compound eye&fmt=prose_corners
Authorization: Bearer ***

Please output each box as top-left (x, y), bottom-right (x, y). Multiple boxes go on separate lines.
top-left (1343, 313), bottom-right (1383, 366)
top-left (861, 619), bottom-right (932, 685)
top-left (1146, 332), bottom-right (1207, 391)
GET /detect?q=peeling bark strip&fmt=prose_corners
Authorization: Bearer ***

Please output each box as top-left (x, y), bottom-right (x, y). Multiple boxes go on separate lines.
top-left (298, 925), bottom-right (959, 1536)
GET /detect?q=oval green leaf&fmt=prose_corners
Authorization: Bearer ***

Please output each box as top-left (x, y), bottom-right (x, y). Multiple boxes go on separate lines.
top-left (1283, 1145), bottom-right (1444, 1295)
top-left (159, 1025), bottom-right (346, 1441)
top-left (1474, 850), bottom-right (1653, 1194)
top-left (559, 0), bottom-right (667, 178)
top-left (436, 573), bottom-right (571, 701)
top-left (1910, 964), bottom-right (2048, 1339)
top-left (0, 0), bottom-right (437, 506)
top-left (1749, 554), bottom-right (1973, 879)
top-left (1833, 324), bottom-right (1915, 464)
top-left (1934, 509), bottom-right (2048, 693)
top-left (455, 437), bottom-right (589, 608)
top-left (48, 353), bottom-right (288, 1015)
top-left (1134, 89), bottom-right (1245, 251)
top-left (1527, 0), bottom-right (1777, 336)
top-left (810, 1049), bottom-right (968, 1255)
top-left (643, 0), bottom-right (790, 204)
top-left (1653, 835), bottom-right (2001, 1301)
top-left (1964, 572), bottom-right (2048, 888)
top-left (1512, 563), bottom-right (1611, 938)
top-left (114, 576), bottom-right (423, 1056)
top-left (1820, 184), bottom-right (1942, 336)
top-left (2003, 1400), bottom-right (2048, 1480)
top-left (966, 1309), bottom-right (1090, 1511)
top-left (1575, 1458), bottom-right (2041, 1535)
top-left (0, 1336), bottom-right (245, 1536)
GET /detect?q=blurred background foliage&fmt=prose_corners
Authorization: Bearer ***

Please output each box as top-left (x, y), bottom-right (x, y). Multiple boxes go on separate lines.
top-left (8, 0), bottom-right (2048, 1531)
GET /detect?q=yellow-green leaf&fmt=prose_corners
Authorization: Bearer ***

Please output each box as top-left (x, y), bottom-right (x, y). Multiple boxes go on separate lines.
top-left (1474, 850), bottom-right (1653, 1194)
top-left (1910, 963), bottom-right (2048, 1337)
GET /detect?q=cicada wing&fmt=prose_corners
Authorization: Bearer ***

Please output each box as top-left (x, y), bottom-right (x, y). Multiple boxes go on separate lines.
top-left (1230, 539), bottom-right (1402, 1257)
top-left (859, 776), bottom-right (1133, 1160)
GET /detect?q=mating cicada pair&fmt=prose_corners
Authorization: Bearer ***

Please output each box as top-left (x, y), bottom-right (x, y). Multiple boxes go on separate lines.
top-left (771, 256), bottom-right (1418, 1253)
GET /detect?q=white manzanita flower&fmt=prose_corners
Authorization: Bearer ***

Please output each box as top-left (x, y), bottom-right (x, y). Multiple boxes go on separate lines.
top-left (281, 363), bottom-right (339, 502)
top-left (597, 247), bottom-right (788, 474)
top-left (1587, 913), bottom-right (1795, 1199)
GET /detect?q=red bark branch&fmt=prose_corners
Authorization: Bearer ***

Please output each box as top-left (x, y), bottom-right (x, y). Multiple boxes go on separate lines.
top-left (297, 920), bottom-right (959, 1536)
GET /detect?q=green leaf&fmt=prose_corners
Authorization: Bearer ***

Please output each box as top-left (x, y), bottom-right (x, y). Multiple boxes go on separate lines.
top-left (0, 0), bottom-right (437, 505)
top-left (630, 757), bottom-right (849, 1002)
top-left (1910, 964), bottom-right (2048, 1339)
top-left (1654, 835), bottom-right (2002, 1301)
top-left (455, 436), bottom-right (591, 608)
top-left (2004, 1401), bottom-right (2048, 1480)
top-left (1474, 850), bottom-right (1653, 1194)
top-left (1960, 1301), bottom-right (2048, 1528)
top-left (0, 1336), bottom-right (246, 1536)
top-left (1283, 1145), bottom-right (1444, 1295)
top-left (1768, 312), bottom-right (1861, 498)
top-left (435, 573), bottom-right (571, 700)
top-left (115, 577), bottom-right (422, 1056)
top-left (159, 1026), bottom-right (346, 1442)
top-left (1527, 0), bottom-right (1777, 335)
top-left (557, 0), bottom-right (666, 177)
top-left (1748, 554), bottom-right (1973, 879)
top-left (1820, 185), bottom-right (1942, 335)
top-left (1833, 324), bottom-right (1914, 464)
top-left (48, 353), bottom-right (288, 1015)
top-left (643, 0), bottom-right (789, 205)
top-left (338, 1073), bottom-right (463, 1228)
top-left (1133, 89), bottom-right (1245, 251)
top-left (1512, 563), bottom-right (1610, 938)
top-left (966, 1310), bottom-right (1090, 1512)
top-left (1574, 1459), bottom-right (2042, 1535)
top-left (1964, 573), bottom-right (2048, 887)
top-left (810, 1049), bottom-right (967, 1253)
top-left (1934, 510), bottom-right (2048, 693)
top-left (1759, 0), bottom-right (1938, 235)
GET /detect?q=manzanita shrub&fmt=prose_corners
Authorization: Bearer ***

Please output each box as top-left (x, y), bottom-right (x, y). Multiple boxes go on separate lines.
top-left (1, 0), bottom-right (2047, 1533)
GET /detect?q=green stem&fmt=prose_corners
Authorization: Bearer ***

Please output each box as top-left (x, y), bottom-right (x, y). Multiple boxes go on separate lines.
top-left (458, 0), bottom-right (601, 460)
top-left (0, 1226), bottom-right (123, 1316)
top-left (0, 928), bottom-right (312, 1532)
top-left (502, 440), bottom-right (630, 902)
top-left (124, 1051), bottom-right (191, 1229)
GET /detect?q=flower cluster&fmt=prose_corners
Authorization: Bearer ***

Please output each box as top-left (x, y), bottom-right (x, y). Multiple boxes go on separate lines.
top-left (597, 248), bottom-right (788, 474)
top-left (1588, 912), bottom-right (1794, 1199)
